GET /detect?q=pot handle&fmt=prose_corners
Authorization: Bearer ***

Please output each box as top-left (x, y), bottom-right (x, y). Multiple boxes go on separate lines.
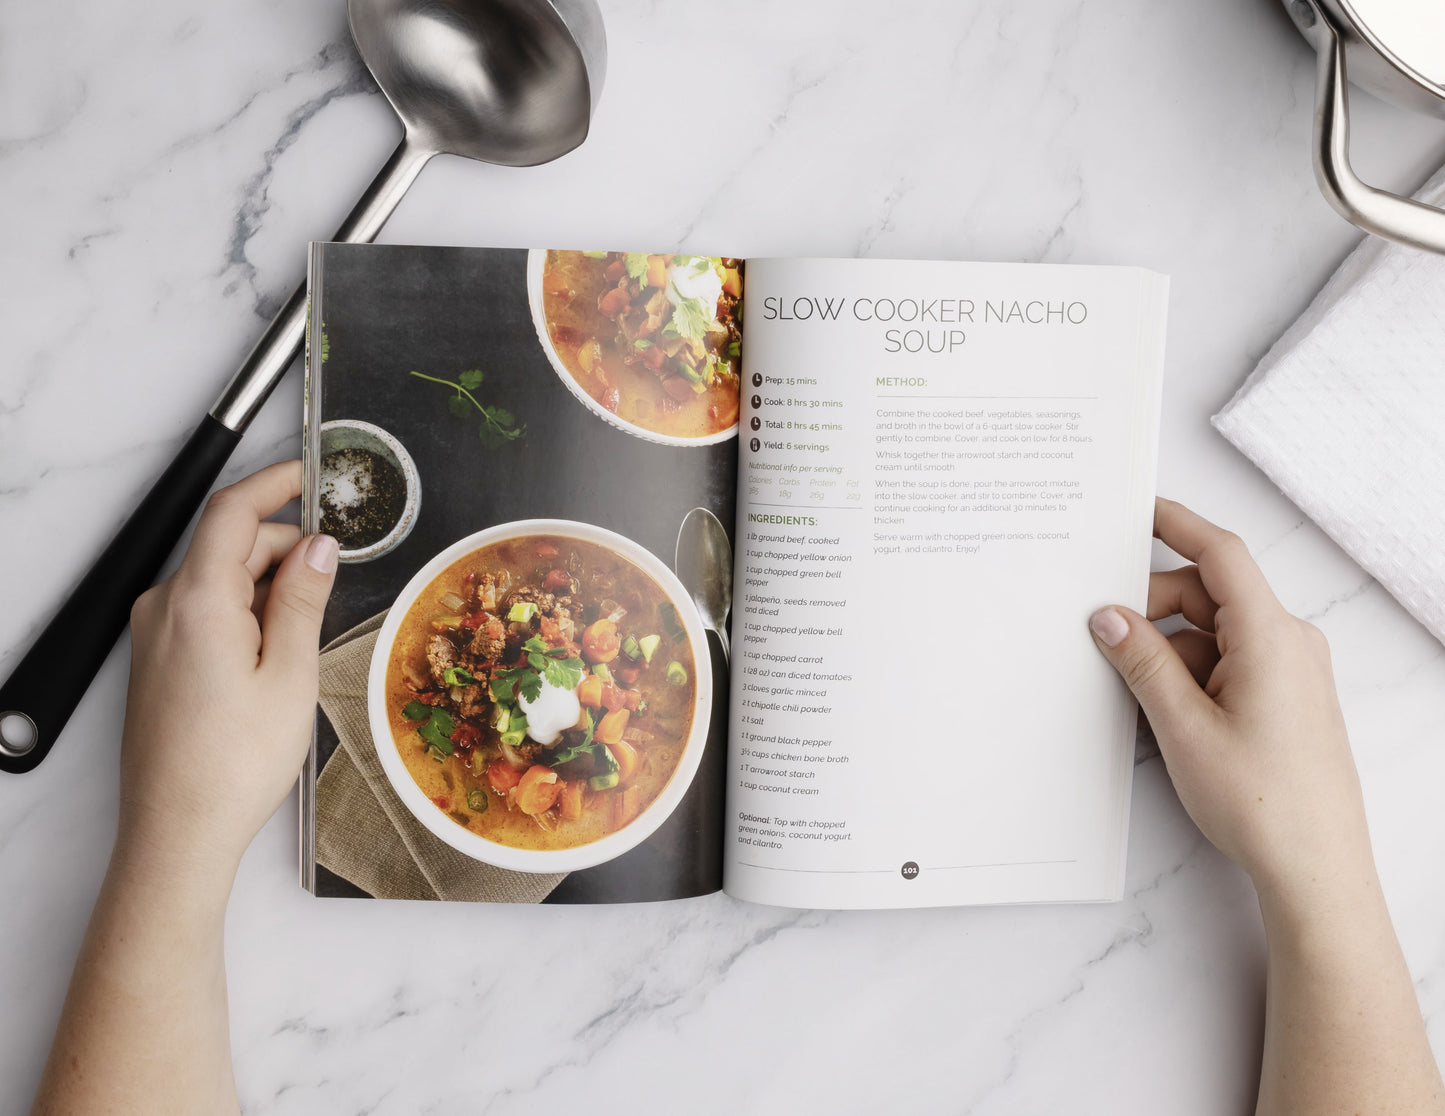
top-left (1309, 8), bottom-right (1445, 254)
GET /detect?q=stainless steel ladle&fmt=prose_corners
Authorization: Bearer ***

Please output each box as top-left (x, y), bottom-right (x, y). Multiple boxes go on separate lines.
top-left (0, 0), bottom-right (607, 773)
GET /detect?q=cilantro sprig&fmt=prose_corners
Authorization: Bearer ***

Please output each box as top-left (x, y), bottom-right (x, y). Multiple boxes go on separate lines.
top-left (624, 252), bottom-right (651, 281)
top-left (410, 368), bottom-right (525, 449)
top-left (402, 699), bottom-right (457, 761)
top-left (545, 709), bottom-right (618, 775)
top-left (489, 636), bottom-right (585, 709)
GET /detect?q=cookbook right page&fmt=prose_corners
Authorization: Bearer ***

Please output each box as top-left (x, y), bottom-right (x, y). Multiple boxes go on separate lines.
top-left (724, 257), bottom-right (1167, 910)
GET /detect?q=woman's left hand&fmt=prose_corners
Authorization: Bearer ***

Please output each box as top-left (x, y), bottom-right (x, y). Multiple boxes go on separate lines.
top-left (117, 460), bottom-right (337, 885)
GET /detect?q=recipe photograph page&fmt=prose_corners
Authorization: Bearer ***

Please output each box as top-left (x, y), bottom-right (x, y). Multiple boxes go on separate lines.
top-left (304, 243), bottom-right (743, 905)
top-left (724, 257), bottom-right (1168, 910)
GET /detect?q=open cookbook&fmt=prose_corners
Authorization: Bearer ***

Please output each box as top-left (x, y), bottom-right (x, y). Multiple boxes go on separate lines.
top-left (301, 244), bottom-right (1167, 909)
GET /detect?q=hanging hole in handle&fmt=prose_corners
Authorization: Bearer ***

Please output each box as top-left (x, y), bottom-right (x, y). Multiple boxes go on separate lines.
top-left (0, 711), bottom-right (38, 757)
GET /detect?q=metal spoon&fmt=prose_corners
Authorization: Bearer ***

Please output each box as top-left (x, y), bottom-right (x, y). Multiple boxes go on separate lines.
top-left (675, 508), bottom-right (733, 665)
top-left (0, 0), bottom-right (607, 774)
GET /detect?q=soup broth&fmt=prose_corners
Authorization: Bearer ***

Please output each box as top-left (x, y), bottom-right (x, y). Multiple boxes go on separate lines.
top-left (385, 534), bottom-right (698, 853)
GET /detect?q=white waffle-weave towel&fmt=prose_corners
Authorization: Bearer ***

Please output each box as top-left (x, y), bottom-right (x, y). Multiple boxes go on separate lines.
top-left (1213, 166), bottom-right (1445, 646)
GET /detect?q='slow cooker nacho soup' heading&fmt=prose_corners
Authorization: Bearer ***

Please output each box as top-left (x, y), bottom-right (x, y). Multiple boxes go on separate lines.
top-left (385, 535), bottom-right (699, 852)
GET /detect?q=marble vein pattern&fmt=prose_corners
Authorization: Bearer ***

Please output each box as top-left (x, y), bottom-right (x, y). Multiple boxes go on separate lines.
top-left (3, 0), bottom-right (1445, 1112)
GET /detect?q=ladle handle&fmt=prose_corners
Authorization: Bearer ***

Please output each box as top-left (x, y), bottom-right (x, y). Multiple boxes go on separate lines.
top-left (0, 415), bottom-right (240, 773)
top-left (1308, 9), bottom-right (1445, 254)
top-left (211, 137), bottom-right (434, 431)
top-left (0, 137), bottom-right (432, 775)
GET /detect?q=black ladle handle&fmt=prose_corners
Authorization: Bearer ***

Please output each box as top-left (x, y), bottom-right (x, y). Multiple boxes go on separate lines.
top-left (0, 139), bottom-right (435, 776)
top-left (0, 415), bottom-right (241, 774)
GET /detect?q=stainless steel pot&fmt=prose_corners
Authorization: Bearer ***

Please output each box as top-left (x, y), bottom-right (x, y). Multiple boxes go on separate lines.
top-left (1283, 0), bottom-right (1445, 252)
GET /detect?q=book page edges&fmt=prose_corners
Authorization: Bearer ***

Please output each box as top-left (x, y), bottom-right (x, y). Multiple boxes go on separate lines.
top-left (299, 242), bottom-right (325, 894)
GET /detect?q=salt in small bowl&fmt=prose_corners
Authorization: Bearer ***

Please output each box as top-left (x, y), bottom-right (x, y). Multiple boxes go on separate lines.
top-left (317, 420), bottom-right (421, 563)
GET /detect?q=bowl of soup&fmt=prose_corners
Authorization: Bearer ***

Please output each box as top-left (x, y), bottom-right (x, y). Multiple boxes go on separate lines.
top-left (368, 521), bottom-right (712, 873)
top-left (528, 249), bottom-right (741, 446)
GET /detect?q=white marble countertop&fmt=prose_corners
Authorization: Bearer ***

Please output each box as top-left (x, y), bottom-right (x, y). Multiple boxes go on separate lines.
top-left (4, 1), bottom-right (1445, 1112)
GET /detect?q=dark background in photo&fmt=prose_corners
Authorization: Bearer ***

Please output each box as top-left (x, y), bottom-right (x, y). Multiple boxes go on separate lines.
top-left (312, 243), bottom-right (737, 903)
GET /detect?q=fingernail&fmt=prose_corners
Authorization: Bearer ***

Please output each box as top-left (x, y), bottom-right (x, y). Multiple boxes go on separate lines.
top-left (305, 534), bottom-right (339, 574)
top-left (1090, 607), bottom-right (1129, 647)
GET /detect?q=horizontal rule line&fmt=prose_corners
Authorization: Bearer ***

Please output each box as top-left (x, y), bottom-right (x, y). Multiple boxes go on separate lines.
top-left (737, 857), bottom-right (1078, 875)
top-left (746, 502), bottom-right (863, 511)
top-left (874, 394), bottom-right (1099, 400)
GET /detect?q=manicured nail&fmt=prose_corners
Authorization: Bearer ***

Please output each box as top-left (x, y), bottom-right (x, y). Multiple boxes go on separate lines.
top-left (1090, 607), bottom-right (1129, 647)
top-left (305, 534), bottom-right (339, 574)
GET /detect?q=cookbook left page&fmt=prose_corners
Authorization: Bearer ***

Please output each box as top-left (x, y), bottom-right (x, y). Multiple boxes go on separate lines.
top-left (301, 244), bottom-right (741, 904)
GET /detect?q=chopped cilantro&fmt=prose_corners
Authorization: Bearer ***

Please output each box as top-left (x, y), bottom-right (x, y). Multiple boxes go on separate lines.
top-left (624, 253), bottom-right (651, 281)
top-left (492, 638), bottom-right (584, 710)
top-left (669, 296), bottom-right (714, 341)
top-left (402, 700), bottom-right (456, 759)
top-left (442, 666), bottom-right (474, 686)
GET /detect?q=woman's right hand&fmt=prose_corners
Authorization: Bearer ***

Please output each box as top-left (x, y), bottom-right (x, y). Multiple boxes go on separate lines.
top-left (1087, 499), bottom-right (1371, 913)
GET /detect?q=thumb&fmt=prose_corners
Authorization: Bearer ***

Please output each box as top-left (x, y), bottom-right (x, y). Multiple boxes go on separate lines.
top-left (1088, 605), bottom-right (1213, 740)
top-left (259, 534), bottom-right (339, 676)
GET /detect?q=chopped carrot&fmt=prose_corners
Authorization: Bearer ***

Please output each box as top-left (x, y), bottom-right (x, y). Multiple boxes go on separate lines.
top-left (559, 779), bottom-right (584, 822)
top-left (487, 759), bottom-right (523, 794)
top-left (577, 676), bottom-right (604, 708)
top-left (612, 785), bottom-right (643, 829)
top-left (600, 681), bottom-right (629, 712)
top-left (596, 708), bottom-right (630, 745)
top-left (580, 619), bottom-right (620, 664)
top-left (610, 738), bottom-right (640, 785)
top-left (646, 255), bottom-right (668, 289)
top-left (515, 765), bottom-right (562, 816)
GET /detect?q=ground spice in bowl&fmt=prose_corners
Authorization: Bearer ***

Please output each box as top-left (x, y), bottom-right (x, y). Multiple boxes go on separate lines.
top-left (319, 448), bottom-right (406, 551)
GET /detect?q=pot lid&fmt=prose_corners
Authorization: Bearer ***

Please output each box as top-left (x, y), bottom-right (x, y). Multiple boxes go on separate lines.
top-left (1342, 0), bottom-right (1445, 92)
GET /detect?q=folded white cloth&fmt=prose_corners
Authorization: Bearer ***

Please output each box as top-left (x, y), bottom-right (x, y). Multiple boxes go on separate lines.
top-left (1213, 166), bottom-right (1445, 646)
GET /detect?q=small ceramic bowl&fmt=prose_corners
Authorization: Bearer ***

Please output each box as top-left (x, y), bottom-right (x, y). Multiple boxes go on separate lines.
top-left (318, 420), bottom-right (421, 563)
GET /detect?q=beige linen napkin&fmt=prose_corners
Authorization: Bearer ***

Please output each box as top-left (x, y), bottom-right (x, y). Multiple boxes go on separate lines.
top-left (314, 613), bottom-right (566, 902)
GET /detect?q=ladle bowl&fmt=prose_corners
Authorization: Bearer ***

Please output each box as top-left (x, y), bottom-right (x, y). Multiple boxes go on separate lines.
top-left (0, 0), bottom-right (607, 774)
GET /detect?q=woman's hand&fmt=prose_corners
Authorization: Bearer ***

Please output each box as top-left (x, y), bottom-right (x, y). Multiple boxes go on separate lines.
top-left (117, 460), bottom-right (337, 886)
top-left (1090, 498), bottom-right (1445, 1116)
top-left (33, 461), bottom-right (337, 1116)
top-left (1087, 498), bottom-right (1367, 908)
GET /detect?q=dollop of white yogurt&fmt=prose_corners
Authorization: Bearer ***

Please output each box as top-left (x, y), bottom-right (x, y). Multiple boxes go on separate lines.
top-left (666, 257), bottom-right (723, 312)
top-left (517, 676), bottom-right (581, 746)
